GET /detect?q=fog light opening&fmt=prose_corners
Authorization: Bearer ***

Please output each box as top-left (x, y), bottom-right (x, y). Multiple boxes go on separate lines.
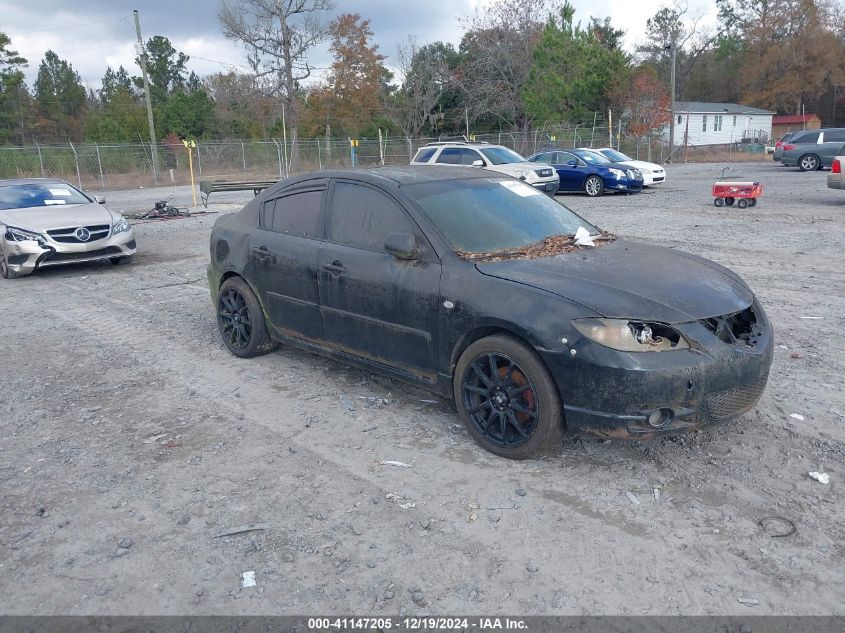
top-left (647, 408), bottom-right (674, 429)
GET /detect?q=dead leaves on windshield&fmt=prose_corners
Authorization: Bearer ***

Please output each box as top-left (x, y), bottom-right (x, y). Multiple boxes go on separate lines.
top-left (456, 232), bottom-right (617, 263)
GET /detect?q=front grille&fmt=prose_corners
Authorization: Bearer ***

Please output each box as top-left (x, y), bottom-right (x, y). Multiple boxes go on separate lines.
top-left (41, 246), bottom-right (122, 263)
top-left (701, 304), bottom-right (763, 347)
top-left (706, 376), bottom-right (768, 419)
top-left (535, 169), bottom-right (554, 177)
top-left (47, 224), bottom-right (111, 243)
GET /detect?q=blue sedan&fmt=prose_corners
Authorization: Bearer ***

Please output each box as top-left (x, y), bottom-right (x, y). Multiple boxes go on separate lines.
top-left (528, 149), bottom-right (644, 196)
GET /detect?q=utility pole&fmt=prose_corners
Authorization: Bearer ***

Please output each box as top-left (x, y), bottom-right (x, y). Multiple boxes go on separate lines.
top-left (666, 43), bottom-right (677, 159)
top-left (134, 9), bottom-right (158, 180)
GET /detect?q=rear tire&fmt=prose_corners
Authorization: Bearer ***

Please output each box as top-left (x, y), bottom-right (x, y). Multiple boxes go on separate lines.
top-left (714, 197), bottom-right (725, 207)
top-left (453, 334), bottom-right (564, 460)
top-left (798, 154), bottom-right (820, 171)
top-left (737, 199), bottom-right (749, 209)
top-left (217, 276), bottom-right (276, 358)
top-left (749, 198), bottom-right (757, 207)
top-left (725, 197), bottom-right (735, 206)
top-left (584, 175), bottom-right (604, 197)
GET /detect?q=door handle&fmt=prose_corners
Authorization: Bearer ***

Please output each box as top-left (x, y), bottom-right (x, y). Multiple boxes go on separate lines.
top-left (252, 245), bottom-right (272, 261)
top-left (322, 259), bottom-right (347, 275)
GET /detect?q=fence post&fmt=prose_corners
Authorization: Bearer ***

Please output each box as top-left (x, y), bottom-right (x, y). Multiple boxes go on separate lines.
top-left (35, 142), bottom-right (45, 178)
top-left (68, 142), bottom-right (82, 190)
top-left (317, 139), bottom-right (322, 170)
top-left (241, 141), bottom-right (247, 175)
top-left (196, 144), bottom-right (203, 179)
top-left (150, 142), bottom-right (158, 186)
top-left (95, 143), bottom-right (105, 192)
top-left (273, 139), bottom-right (283, 177)
top-left (378, 129), bottom-right (385, 166)
top-left (407, 137), bottom-right (413, 162)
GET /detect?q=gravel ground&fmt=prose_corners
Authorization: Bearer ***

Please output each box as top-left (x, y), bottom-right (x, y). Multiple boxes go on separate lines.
top-left (1, 161), bottom-right (843, 616)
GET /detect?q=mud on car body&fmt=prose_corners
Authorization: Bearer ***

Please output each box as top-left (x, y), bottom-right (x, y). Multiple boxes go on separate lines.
top-left (0, 178), bottom-right (135, 279)
top-left (208, 166), bottom-right (773, 459)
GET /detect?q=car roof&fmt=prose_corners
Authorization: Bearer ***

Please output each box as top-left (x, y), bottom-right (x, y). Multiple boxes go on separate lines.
top-left (0, 178), bottom-right (71, 187)
top-left (421, 142), bottom-right (508, 150)
top-left (283, 166), bottom-right (497, 187)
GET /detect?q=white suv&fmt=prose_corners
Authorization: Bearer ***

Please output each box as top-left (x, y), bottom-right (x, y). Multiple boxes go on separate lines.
top-left (411, 142), bottom-right (559, 195)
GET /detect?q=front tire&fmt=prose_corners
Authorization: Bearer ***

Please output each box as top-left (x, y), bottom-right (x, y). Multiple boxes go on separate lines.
top-left (799, 154), bottom-right (820, 171)
top-left (453, 334), bottom-right (564, 459)
top-left (584, 175), bottom-right (604, 197)
top-left (217, 277), bottom-right (275, 358)
top-left (0, 254), bottom-right (21, 279)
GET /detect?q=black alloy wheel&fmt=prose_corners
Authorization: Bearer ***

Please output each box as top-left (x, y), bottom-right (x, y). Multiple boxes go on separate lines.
top-left (216, 276), bottom-right (275, 358)
top-left (454, 334), bottom-right (564, 459)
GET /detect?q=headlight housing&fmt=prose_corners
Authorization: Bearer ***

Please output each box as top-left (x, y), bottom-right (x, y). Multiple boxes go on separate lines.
top-left (639, 167), bottom-right (652, 174)
top-left (608, 168), bottom-right (625, 179)
top-left (513, 169), bottom-right (533, 180)
top-left (573, 318), bottom-right (690, 352)
top-left (112, 217), bottom-right (131, 235)
top-left (4, 226), bottom-right (43, 243)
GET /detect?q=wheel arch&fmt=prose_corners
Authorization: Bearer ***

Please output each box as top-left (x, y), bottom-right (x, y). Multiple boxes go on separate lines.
top-left (449, 320), bottom-right (548, 378)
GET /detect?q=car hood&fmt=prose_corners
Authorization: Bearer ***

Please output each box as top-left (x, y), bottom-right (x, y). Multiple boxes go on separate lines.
top-left (475, 239), bottom-right (753, 322)
top-left (490, 161), bottom-right (546, 174)
top-left (0, 203), bottom-right (115, 231)
top-left (619, 159), bottom-right (663, 172)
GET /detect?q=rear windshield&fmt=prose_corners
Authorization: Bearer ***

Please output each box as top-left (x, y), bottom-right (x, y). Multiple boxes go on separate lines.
top-left (0, 182), bottom-right (91, 210)
top-left (412, 147), bottom-right (437, 163)
top-left (403, 177), bottom-right (598, 253)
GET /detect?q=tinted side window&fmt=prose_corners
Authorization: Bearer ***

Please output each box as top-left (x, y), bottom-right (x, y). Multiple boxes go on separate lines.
top-left (328, 183), bottom-right (413, 252)
top-left (269, 190), bottom-right (323, 237)
top-left (413, 147), bottom-right (436, 162)
top-left (436, 148), bottom-right (462, 164)
top-left (530, 152), bottom-right (551, 163)
top-left (558, 152), bottom-right (577, 164)
top-left (461, 149), bottom-right (483, 165)
top-left (824, 130), bottom-right (845, 143)
top-left (793, 131), bottom-right (820, 144)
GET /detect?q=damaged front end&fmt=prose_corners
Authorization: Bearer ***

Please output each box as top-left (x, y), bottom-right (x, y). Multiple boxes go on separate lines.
top-left (544, 301), bottom-right (774, 439)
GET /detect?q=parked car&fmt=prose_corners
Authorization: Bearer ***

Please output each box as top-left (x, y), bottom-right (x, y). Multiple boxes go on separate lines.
top-left (0, 178), bottom-right (136, 279)
top-left (528, 149), bottom-right (643, 196)
top-left (780, 128), bottom-right (845, 170)
top-left (773, 132), bottom-right (796, 162)
top-left (410, 141), bottom-right (559, 195)
top-left (828, 155), bottom-right (844, 190)
top-left (583, 147), bottom-right (666, 186)
top-left (208, 166), bottom-right (773, 459)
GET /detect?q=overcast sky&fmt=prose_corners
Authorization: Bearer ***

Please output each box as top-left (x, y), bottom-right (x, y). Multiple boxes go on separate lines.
top-left (2, 0), bottom-right (717, 89)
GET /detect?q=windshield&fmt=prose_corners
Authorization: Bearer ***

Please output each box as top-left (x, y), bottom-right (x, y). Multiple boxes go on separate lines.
top-left (599, 148), bottom-right (631, 162)
top-left (0, 182), bottom-right (91, 210)
top-left (479, 147), bottom-right (527, 165)
top-left (572, 149), bottom-right (612, 165)
top-left (403, 177), bottom-right (599, 254)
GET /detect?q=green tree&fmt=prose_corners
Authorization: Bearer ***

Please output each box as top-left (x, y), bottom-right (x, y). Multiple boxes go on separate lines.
top-left (33, 50), bottom-right (87, 141)
top-left (523, 4), bottom-right (630, 124)
top-left (0, 32), bottom-right (28, 144)
top-left (100, 65), bottom-right (134, 105)
top-left (134, 35), bottom-right (189, 106)
top-left (160, 74), bottom-right (216, 139)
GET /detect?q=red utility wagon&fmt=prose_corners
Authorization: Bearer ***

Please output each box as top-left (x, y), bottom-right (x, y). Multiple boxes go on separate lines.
top-left (712, 180), bottom-right (763, 208)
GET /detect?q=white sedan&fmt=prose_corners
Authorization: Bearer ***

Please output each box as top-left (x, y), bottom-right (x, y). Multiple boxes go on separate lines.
top-left (583, 148), bottom-right (667, 186)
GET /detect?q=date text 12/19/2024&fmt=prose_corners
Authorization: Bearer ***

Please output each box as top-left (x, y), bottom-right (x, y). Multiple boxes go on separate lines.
top-left (308, 618), bottom-right (528, 631)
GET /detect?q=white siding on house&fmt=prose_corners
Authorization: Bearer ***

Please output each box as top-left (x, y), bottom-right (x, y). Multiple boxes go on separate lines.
top-left (663, 113), bottom-right (773, 146)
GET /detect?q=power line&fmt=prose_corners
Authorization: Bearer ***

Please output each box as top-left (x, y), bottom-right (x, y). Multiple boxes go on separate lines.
top-left (6, 15), bottom-right (134, 37)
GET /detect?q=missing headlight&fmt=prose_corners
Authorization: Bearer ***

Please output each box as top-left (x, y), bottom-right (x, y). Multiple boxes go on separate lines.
top-left (629, 322), bottom-right (684, 351)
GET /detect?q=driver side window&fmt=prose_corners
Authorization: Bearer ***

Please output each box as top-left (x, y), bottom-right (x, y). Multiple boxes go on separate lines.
top-left (327, 182), bottom-right (415, 253)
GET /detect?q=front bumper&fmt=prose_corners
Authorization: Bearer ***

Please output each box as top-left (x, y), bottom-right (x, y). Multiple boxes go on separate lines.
top-left (2, 229), bottom-right (137, 276)
top-left (527, 178), bottom-right (560, 196)
top-left (540, 309), bottom-right (774, 439)
top-left (606, 178), bottom-right (644, 193)
top-left (642, 172), bottom-right (665, 186)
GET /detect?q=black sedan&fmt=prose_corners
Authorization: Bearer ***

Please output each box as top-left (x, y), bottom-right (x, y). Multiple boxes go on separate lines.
top-left (208, 167), bottom-right (772, 459)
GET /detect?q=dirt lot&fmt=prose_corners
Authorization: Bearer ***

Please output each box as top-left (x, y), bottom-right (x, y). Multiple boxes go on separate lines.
top-left (1, 162), bottom-right (843, 616)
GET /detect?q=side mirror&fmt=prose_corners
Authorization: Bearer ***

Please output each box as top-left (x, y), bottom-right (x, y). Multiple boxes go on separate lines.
top-left (384, 232), bottom-right (421, 260)
top-left (471, 159), bottom-right (486, 167)
top-left (567, 159), bottom-right (578, 167)
top-left (92, 195), bottom-right (106, 204)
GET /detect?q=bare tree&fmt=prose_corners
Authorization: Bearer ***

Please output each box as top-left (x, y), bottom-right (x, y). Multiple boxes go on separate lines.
top-left (383, 37), bottom-right (451, 139)
top-left (218, 0), bottom-right (334, 168)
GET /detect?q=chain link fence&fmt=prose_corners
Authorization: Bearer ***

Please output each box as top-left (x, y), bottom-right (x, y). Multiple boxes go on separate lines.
top-left (0, 127), bottom-right (771, 195)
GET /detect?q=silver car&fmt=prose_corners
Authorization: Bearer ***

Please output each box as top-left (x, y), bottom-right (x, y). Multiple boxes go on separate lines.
top-left (0, 178), bottom-right (136, 279)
